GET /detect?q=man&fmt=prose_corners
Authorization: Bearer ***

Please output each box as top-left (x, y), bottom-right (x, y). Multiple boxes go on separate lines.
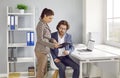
top-left (50, 20), bottom-right (79, 78)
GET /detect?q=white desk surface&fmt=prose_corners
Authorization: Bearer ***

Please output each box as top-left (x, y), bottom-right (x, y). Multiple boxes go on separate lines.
top-left (72, 44), bottom-right (120, 78)
top-left (72, 44), bottom-right (120, 61)
top-left (95, 44), bottom-right (120, 56)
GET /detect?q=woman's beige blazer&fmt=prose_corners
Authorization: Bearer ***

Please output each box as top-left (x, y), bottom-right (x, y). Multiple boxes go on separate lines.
top-left (34, 19), bottom-right (54, 54)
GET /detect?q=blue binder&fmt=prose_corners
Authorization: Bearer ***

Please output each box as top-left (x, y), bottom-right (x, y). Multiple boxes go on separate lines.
top-left (10, 15), bottom-right (15, 30)
top-left (27, 32), bottom-right (34, 46)
top-left (30, 32), bottom-right (34, 45)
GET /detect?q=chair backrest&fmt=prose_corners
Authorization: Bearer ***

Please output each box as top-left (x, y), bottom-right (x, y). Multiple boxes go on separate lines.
top-left (49, 54), bottom-right (58, 70)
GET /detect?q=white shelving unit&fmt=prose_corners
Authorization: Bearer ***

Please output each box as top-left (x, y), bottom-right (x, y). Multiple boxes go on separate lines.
top-left (8, 57), bottom-right (35, 63)
top-left (7, 6), bottom-right (36, 77)
top-left (8, 13), bottom-right (33, 15)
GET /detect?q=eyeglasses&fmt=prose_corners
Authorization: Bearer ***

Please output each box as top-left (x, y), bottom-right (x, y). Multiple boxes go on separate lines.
top-left (59, 27), bottom-right (67, 31)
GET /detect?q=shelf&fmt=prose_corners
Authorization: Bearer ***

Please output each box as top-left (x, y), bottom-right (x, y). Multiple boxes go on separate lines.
top-left (9, 72), bottom-right (35, 77)
top-left (17, 28), bottom-right (35, 31)
top-left (7, 6), bottom-right (36, 77)
top-left (9, 57), bottom-right (35, 63)
top-left (8, 13), bottom-right (34, 16)
top-left (8, 43), bottom-right (27, 47)
top-left (8, 43), bottom-right (34, 47)
top-left (8, 28), bottom-right (35, 31)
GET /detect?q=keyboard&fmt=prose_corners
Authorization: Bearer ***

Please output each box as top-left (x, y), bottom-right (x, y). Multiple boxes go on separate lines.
top-left (77, 49), bottom-right (92, 52)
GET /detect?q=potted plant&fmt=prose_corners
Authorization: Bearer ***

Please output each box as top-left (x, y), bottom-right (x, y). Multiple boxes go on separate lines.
top-left (17, 4), bottom-right (28, 13)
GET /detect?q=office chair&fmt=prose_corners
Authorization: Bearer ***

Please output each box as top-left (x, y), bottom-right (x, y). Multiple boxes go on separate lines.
top-left (49, 54), bottom-right (71, 78)
top-left (49, 54), bottom-right (59, 78)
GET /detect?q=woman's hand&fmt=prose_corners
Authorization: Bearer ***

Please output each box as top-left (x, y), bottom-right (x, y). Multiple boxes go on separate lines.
top-left (50, 38), bottom-right (60, 48)
top-left (54, 43), bottom-right (61, 48)
top-left (50, 38), bottom-right (57, 43)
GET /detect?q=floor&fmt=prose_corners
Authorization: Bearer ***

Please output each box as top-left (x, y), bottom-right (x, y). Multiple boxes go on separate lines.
top-left (46, 69), bottom-right (72, 78)
top-left (1, 69), bottom-right (101, 78)
top-left (1, 69), bottom-right (72, 78)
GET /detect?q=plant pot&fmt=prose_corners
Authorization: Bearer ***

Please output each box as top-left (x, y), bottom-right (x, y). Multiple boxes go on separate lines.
top-left (19, 9), bottom-right (24, 13)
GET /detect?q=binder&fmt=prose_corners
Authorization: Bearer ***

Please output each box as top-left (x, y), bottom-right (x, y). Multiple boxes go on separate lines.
top-left (30, 32), bottom-right (34, 45)
top-left (8, 16), bottom-right (10, 29)
top-left (27, 32), bottom-right (34, 46)
top-left (27, 32), bottom-right (30, 46)
top-left (10, 15), bottom-right (15, 30)
top-left (15, 16), bottom-right (18, 29)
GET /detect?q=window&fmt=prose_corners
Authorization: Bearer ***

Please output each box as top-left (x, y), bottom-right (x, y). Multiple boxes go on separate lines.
top-left (106, 0), bottom-right (120, 46)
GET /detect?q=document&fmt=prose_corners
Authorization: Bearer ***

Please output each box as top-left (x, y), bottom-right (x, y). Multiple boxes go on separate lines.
top-left (58, 48), bottom-right (65, 56)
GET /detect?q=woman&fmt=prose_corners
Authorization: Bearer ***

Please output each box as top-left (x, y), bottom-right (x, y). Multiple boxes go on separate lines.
top-left (35, 8), bottom-right (59, 78)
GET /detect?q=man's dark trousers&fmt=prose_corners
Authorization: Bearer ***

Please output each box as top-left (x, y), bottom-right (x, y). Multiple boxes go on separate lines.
top-left (55, 56), bottom-right (79, 78)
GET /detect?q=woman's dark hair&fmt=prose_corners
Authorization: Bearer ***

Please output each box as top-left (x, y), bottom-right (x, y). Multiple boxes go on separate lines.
top-left (40, 8), bottom-right (54, 19)
top-left (56, 20), bottom-right (70, 30)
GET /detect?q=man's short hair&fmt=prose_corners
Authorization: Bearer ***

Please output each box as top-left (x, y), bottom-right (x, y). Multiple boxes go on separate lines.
top-left (56, 20), bottom-right (70, 30)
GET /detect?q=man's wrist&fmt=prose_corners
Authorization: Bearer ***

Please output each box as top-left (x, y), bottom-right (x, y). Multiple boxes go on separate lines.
top-left (65, 50), bottom-right (70, 55)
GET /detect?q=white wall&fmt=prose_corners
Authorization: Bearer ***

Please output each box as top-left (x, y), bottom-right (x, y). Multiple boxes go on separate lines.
top-left (83, 1), bottom-right (119, 78)
top-left (82, 0), bottom-right (104, 44)
top-left (0, 0), bottom-right (83, 75)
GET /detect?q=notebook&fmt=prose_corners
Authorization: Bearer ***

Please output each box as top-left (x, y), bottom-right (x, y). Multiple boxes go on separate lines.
top-left (77, 40), bottom-right (95, 52)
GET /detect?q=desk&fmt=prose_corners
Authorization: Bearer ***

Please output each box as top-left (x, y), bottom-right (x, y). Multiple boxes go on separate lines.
top-left (95, 44), bottom-right (120, 55)
top-left (71, 44), bottom-right (120, 78)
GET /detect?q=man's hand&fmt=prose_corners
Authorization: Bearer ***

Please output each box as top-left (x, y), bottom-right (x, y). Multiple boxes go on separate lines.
top-left (63, 50), bottom-right (69, 56)
top-left (54, 58), bottom-right (60, 63)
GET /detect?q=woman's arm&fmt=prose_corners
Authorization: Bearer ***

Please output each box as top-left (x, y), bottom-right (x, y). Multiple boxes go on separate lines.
top-left (36, 23), bottom-right (54, 48)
